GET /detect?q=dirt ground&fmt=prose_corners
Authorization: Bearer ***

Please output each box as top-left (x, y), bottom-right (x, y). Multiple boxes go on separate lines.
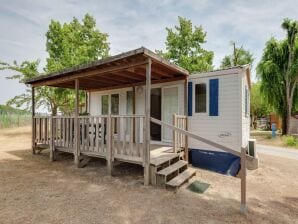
top-left (0, 126), bottom-right (297, 224)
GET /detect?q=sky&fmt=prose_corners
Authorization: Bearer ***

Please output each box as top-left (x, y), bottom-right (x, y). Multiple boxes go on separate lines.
top-left (0, 0), bottom-right (297, 106)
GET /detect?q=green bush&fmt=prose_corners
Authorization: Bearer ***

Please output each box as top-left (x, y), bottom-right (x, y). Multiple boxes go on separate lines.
top-left (282, 135), bottom-right (298, 147)
top-left (0, 114), bottom-right (31, 129)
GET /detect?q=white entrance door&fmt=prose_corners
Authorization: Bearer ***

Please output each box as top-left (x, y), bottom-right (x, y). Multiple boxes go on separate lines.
top-left (162, 86), bottom-right (179, 142)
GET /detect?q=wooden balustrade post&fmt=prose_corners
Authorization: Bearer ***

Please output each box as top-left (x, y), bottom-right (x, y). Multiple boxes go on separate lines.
top-left (74, 79), bottom-right (80, 167)
top-left (106, 114), bottom-right (113, 175)
top-left (31, 87), bottom-right (36, 154)
top-left (173, 113), bottom-right (177, 153)
top-left (49, 116), bottom-right (55, 161)
top-left (144, 59), bottom-right (151, 186)
top-left (240, 147), bottom-right (247, 214)
top-left (184, 77), bottom-right (189, 162)
top-left (185, 117), bottom-right (189, 162)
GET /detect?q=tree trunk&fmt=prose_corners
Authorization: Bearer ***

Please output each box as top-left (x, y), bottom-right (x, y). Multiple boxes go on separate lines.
top-left (52, 106), bottom-right (58, 116)
top-left (286, 100), bottom-right (292, 135)
top-left (282, 114), bottom-right (287, 135)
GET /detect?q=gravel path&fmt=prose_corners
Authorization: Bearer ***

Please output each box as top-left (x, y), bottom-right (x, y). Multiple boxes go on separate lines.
top-left (257, 144), bottom-right (298, 160)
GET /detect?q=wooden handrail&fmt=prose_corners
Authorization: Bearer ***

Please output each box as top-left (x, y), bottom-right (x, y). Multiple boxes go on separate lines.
top-left (150, 117), bottom-right (242, 157)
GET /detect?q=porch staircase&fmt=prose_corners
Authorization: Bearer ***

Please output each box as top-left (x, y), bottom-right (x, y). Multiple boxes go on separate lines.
top-left (150, 148), bottom-right (196, 190)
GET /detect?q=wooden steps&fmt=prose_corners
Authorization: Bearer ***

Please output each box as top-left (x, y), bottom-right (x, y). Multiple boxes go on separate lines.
top-left (150, 148), bottom-right (196, 190)
top-left (156, 160), bottom-right (188, 186)
top-left (150, 153), bottom-right (179, 167)
top-left (157, 160), bottom-right (187, 176)
top-left (166, 168), bottom-right (196, 189)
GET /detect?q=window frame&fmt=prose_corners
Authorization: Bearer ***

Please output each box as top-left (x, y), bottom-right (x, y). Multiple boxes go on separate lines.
top-left (193, 81), bottom-right (208, 115)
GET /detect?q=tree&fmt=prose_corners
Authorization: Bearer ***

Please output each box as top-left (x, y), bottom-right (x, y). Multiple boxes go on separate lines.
top-left (220, 42), bottom-right (254, 68)
top-left (46, 14), bottom-right (109, 73)
top-left (257, 19), bottom-right (298, 134)
top-left (157, 16), bottom-right (214, 73)
top-left (250, 82), bottom-right (271, 128)
top-left (0, 14), bottom-right (110, 115)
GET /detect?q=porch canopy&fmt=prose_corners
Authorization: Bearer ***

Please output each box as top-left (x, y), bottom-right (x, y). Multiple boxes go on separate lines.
top-left (25, 47), bottom-right (189, 90)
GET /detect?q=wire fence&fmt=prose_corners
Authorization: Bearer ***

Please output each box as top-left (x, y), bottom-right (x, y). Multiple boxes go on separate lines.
top-left (0, 114), bottom-right (31, 129)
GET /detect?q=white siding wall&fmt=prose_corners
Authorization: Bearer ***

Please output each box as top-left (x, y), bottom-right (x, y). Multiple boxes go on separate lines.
top-left (188, 72), bottom-right (242, 153)
top-left (89, 81), bottom-right (185, 143)
top-left (90, 87), bottom-right (132, 116)
top-left (89, 70), bottom-right (247, 153)
top-left (241, 71), bottom-right (250, 148)
top-left (135, 81), bottom-right (185, 117)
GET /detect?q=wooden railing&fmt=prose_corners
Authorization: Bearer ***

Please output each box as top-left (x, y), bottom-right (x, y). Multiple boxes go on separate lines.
top-left (34, 116), bottom-right (51, 145)
top-left (33, 115), bottom-right (145, 165)
top-left (79, 115), bottom-right (108, 157)
top-left (53, 116), bottom-right (75, 152)
top-left (111, 115), bottom-right (145, 164)
top-left (151, 117), bottom-right (243, 157)
top-left (173, 114), bottom-right (188, 157)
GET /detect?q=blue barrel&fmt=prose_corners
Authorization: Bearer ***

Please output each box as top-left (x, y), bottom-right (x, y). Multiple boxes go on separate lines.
top-left (271, 123), bottom-right (276, 138)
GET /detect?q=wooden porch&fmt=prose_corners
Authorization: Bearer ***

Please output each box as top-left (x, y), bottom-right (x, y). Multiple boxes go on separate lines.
top-left (33, 114), bottom-right (191, 186)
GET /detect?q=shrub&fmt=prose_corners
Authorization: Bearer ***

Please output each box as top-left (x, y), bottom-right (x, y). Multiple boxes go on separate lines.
top-left (282, 135), bottom-right (298, 147)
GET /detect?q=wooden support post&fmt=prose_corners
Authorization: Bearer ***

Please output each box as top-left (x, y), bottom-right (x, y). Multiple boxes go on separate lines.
top-left (31, 87), bottom-right (36, 154)
top-left (173, 113), bottom-right (177, 153)
top-left (144, 59), bottom-right (151, 186)
top-left (132, 86), bottom-right (136, 143)
top-left (49, 116), bottom-right (55, 161)
top-left (74, 79), bottom-right (80, 167)
top-left (106, 114), bottom-right (113, 175)
top-left (240, 147), bottom-right (247, 214)
top-left (85, 91), bottom-right (88, 114)
top-left (184, 77), bottom-right (189, 162)
top-left (184, 117), bottom-right (189, 162)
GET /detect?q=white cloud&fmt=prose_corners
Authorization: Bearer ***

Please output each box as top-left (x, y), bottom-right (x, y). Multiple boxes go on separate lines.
top-left (1, 0), bottom-right (298, 104)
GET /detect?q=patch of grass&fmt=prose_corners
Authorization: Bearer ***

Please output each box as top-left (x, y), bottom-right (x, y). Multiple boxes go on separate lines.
top-left (0, 114), bottom-right (31, 129)
top-left (282, 135), bottom-right (298, 147)
top-left (250, 130), bottom-right (281, 137)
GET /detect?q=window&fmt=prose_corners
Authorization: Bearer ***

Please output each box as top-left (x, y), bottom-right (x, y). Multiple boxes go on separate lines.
top-left (195, 83), bottom-right (206, 113)
top-left (126, 91), bottom-right (133, 115)
top-left (101, 95), bottom-right (109, 115)
top-left (111, 94), bottom-right (119, 115)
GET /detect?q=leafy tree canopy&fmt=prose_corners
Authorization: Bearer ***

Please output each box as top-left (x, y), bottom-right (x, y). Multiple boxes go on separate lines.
top-left (46, 14), bottom-right (109, 72)
top-left (220, 42), bottom-right (254, 68)
top-left (257, 18), bottom-right (298, 134)
top-left (0, 14), bottom-right (110, 115)
top-left (157, 16), bottom-right (214, 73)
top-left (250, 82), bottom-right (271, 118)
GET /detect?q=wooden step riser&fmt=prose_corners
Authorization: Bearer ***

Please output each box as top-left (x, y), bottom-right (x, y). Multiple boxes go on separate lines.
top-left (156, 165), bottom-right (188, 187)
top-left (150, 156), bottom-right (182, 186)
top-left (166, 168), bottom-right (196, 190)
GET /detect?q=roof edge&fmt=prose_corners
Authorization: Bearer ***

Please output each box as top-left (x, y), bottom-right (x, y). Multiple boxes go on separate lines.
top-left (25, 47), bottom-right (189, 85)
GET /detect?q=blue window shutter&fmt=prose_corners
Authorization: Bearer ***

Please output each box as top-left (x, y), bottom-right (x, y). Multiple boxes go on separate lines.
top-left (188, 82), bottom-right (193, 116)
top-left (209, 79), bottom-right (219, 116)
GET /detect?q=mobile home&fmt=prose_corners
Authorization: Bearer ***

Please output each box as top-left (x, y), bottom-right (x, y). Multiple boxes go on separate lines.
top-left (26, 47), bottom-right (255, 211)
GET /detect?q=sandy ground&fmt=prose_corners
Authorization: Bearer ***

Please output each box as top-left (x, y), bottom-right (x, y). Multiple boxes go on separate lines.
top-left (0, 126), bottom-right (297, 224)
